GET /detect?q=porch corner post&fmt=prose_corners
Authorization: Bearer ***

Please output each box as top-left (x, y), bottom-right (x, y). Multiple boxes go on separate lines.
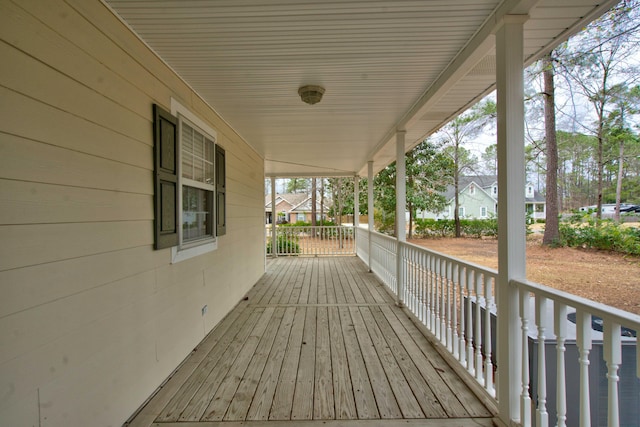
top-left (271, 176), bottom-right (277, 258)
top-left (367, 161), bottom-right (374, 272)
top-left (395, 129), bottom-right (407, 306)
top-left (496, 15), bottom-right (528, 426)
top-left (354, 176), bottom-right (360, 227)
top-left (354, 175), bottom-right (359, 254)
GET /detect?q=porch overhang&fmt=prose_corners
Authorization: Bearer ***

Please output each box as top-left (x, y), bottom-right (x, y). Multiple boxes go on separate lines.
top-left (104, 0), bottom-right (618, 178)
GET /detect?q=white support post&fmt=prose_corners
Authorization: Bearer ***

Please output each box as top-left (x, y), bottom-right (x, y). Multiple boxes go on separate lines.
top-left (354, 176), bottom-right (359, 228)
top-left (368, 161), bottom-right (374, 271)
top-left (271, 176), bottom-right (277, 258)
top-left (395, 130), bottom-right (407, 306)
top-left (495, 14), bottom-right (528, 426)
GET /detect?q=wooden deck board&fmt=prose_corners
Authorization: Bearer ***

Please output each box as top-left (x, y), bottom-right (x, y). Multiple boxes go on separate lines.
top-left (129, 257), bottom-right (493, 427)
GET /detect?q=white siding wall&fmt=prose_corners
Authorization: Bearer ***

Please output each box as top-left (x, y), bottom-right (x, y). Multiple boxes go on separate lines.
top-left (0, 1), bottom-right (265, 425)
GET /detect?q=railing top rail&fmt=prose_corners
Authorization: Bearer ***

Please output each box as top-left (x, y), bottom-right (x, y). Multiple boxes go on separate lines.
top-left (403, 239), bottom-right (498, 279)
top-left (512, 277), bottom-right (640, 331)
top-left (274, 225), bottom-right (355, 229)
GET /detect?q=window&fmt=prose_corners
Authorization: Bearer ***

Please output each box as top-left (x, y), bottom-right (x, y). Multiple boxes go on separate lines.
top-left (492, 185), bottom-right (497, 195)
top-left (458, 207), bottom-right (465, 217)
top-left (469, 184), bottom-right (475, 195)
top-left (481, 206), bottom-right (487, 218)
top-left (297, 213), bottom-right (305, 222)
top-left (181, 120), bottom-right (215, 243)
top-left (153, 102), bottom-right (226, 261)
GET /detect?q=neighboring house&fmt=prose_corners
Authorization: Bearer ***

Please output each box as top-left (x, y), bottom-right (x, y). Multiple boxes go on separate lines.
top-left (265, 193), bottom-right (331, 223)
top-left (417, 175), bottom-right (546, 220)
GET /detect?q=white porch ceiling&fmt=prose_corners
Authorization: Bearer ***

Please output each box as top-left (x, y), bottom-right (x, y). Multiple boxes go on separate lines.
top-left (104, 0), bottom-right (617, 177)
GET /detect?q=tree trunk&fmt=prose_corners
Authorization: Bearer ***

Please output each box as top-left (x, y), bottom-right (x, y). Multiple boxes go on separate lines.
top-left (615, 141), bottom-right (624, 222)
top-left (596, 132), bottom-right (604, 219)
top-left (542, 53), bottom-right (560, 245)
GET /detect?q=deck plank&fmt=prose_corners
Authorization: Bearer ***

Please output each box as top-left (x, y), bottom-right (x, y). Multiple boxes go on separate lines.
top-left (291, 306), bottom-right (317, 420)
top-left (338, 307), bottom-right (379, 419)
top-left (359, 307), bottom-right (425, 418)
top-left (245, 307), bottom-right (296, 420)
top-left (155, 306), bottom-right (260, 422)
top-left (370, 306), bottom-right (447, 418)
top-left (313, 306), bottom-right (335, 419)
top-left (129, 257), bottom-right (493, 427)
top-left (200, 308), bottom-right (277, 421)
top-left (176, 308), bottom-right (266, 421)
top-left (328, 306), bottom-right (357, 419)
top-left (221, 307), bottom-right (287, 421)
top-left (348, 306), bottom-right (402, 419)
top-left (268, 307), bottom-right (306, 420)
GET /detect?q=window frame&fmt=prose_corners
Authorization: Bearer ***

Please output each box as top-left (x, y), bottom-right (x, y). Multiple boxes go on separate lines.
top-left (170, 99), bottom-right (220, 263)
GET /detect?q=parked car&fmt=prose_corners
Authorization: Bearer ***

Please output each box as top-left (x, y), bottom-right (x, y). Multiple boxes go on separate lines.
top-left (620, 204), bottom-right (640, 212)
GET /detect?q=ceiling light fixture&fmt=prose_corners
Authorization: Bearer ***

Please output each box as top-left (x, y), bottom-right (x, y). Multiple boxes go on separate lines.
top-left (298, 85), bottom-right (325, 105)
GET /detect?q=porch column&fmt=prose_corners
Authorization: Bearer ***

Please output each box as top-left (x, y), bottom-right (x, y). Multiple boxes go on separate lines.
top-left (496, 15), bottom-right (528, 425)
top-left (271, 176), bottom-right (277, 258)
top-left (367, 161), bottom-right (374, 271)
top-left (395, 129), bottom-right (407, 306)
top-left (353, 176), bottom-right (359, 227)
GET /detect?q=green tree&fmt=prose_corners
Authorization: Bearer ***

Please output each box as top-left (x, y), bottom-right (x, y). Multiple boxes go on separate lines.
top-left (437, 100), bottom-right (496, 237)
top-left (286, 178), bottom-right (310, 194)
top-left (557, 0), bottom-right (640, 218)
top-left (374, 140), bottom-right (454, 237)
top-left (603, 84), bottom-right (640, 219)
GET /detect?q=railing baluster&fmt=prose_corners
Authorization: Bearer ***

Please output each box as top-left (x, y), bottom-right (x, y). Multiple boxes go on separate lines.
top-left (433, 257), bottom-right (442, 341)
top-left (604, 319), bottom-right (622, 427)
top-left (554, 302), bottom-right (568, 427)
top-left (535, 295), bottom-right (548, 427)
top-left (520, 291), bottom-right (532, 427)
top-left (446, 261), bottom-right (453, 352)
top-left (474, 272), bottom-right (483, 384)
top-left (452, 263), bottom-right (459, 359)
top-left (458, 266), bottom-right (466, 366)
top-left (576, 309), bottom-right (592, 427)
top-left (440, 258), bottom-right (447, 346)
top-left (484, 274), bottom-right (494, 396)
top-left (466, 269), bottom-right (474, 374)
top-left (429, 254), bottom-right (436, 333)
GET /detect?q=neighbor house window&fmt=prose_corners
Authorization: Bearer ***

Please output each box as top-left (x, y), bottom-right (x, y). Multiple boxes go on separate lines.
top-left (458, 207), bottom-right (465, 217)
top-left (481, 206), bottom-right (487, 218)
top-left (153, 102), bottom-right (226, 262)
top-left (469, 184), bottom-right (475, 195)
top-left (297, 213), bottom-right (305, 222)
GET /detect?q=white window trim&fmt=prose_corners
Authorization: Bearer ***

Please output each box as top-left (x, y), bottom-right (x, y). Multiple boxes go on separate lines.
top-left (170, 98), bottom-right (219, 263)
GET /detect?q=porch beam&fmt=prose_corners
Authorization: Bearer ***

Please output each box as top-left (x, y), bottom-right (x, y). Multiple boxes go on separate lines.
top-left (495, 14), bottom-right (528, 425)
top-left (395, 130), bottom-right (407, 306)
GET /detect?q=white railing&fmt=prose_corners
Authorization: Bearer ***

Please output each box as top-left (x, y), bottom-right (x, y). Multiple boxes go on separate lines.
top-left (360, 226), bottom-right (640, 427)
top-left (266, 225), bottom-right (355, 256)
top-left (511, 278), bottom-right (640, 427)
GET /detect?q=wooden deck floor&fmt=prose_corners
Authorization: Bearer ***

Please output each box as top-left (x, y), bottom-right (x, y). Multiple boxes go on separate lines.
top-left (127, 257), bottom-right (495, 427)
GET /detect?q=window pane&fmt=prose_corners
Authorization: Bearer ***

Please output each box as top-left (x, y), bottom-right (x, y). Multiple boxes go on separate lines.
top-left (181, 121), bottom-right (214, 185)
top-left (182, 185), bottom-right (213, 242)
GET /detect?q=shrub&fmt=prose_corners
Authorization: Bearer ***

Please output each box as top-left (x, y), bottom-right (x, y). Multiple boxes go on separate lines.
top-left (267, 234), bottom-right (300, 254)
top-left (558, 213), bottom-right (640, 256)
top-left (415, 218), bottom-right (497, 238)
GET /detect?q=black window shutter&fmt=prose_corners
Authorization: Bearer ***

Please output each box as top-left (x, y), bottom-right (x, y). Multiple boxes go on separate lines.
top-left (153, 104), bottom-right (179, 249)
top-left (216, 145), bottom-right (226, 236)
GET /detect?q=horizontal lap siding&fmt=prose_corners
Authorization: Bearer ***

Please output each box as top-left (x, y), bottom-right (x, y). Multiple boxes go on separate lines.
top-left (0, 1), bottom-right (265, 426)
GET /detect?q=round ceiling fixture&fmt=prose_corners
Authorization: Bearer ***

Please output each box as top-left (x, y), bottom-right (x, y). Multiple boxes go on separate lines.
top-left (298, 85), bottom-right (325, 105)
